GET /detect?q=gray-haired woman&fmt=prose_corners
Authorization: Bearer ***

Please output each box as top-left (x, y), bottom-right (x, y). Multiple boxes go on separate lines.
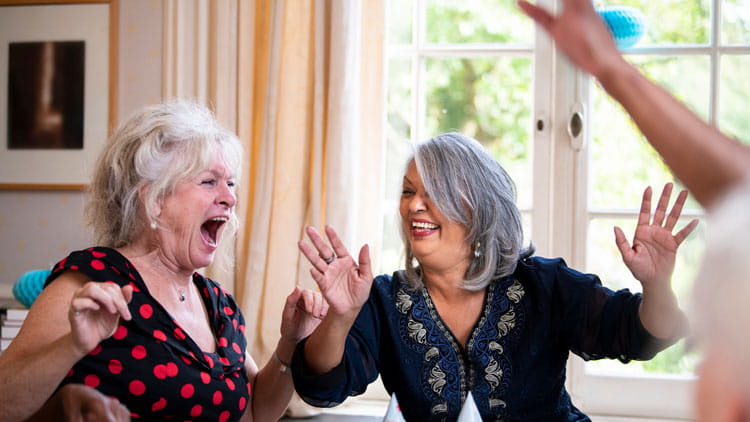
top-left (293, 132), bottom-right (696, 421)
top-left (0, 100), bottom-right (327, 421)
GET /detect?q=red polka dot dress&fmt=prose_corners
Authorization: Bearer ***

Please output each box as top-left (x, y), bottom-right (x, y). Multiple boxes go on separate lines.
top-left (45, 247), bottom-right (251, 421)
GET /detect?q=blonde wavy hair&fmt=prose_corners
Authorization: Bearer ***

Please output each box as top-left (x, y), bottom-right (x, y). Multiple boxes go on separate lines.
top-left (86, 100), bottom-right (243, 248)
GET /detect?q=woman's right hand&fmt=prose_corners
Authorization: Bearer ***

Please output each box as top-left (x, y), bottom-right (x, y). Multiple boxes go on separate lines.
top-left (518, 0), bottom-right (626, 80)
top-left (298, 226), bottom-right (373, 320)
top-left (68, 282), bottom-right (133, 354)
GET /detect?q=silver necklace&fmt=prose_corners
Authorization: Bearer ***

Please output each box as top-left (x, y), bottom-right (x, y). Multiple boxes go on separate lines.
top-left (172, 279), bottom-right (187, 302)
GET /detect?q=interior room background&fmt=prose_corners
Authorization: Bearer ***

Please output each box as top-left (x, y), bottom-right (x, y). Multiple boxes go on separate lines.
top-left (2, 0), bottom-right (748, 420)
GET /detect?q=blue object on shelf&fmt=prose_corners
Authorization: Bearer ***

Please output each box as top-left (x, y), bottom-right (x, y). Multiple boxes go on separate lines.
top-left (597, 5), bottom-right (647, 49)
top-left (12, 269), bottom-right (51, 308)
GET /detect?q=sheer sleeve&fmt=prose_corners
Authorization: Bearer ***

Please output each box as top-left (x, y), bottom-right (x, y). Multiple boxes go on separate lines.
top-left (291, 276), bottom-right (388, 407)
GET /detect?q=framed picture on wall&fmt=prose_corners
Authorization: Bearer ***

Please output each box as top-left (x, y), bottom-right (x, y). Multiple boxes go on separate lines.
top-left (0, 1), bottom-right (117, 189)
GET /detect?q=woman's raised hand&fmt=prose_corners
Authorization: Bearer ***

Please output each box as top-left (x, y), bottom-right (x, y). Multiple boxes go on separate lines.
top-left (518, 0), bottom-right (624, 80)
top-left (298, 226), bottom-right (373, 320)
top-left (68, 282), bottom-right (133, 355)
top-left (615, 183), bottom-right (699, 290)
top-left (279, 286), bottom-right (328, 343)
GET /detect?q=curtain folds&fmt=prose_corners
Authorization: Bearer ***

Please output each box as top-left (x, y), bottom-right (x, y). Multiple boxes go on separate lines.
top-left (233, 0), bottom-right (385, 405)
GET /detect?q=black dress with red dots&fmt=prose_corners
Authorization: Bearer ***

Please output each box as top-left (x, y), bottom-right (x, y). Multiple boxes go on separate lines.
top-left (45, 247), bottom-right (251, 421)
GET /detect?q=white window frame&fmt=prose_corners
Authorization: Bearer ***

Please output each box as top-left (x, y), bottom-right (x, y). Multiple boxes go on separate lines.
top-left (379, 0), bottom-right (750, 419)
top-left (567, 0), bottom-right (747, 419)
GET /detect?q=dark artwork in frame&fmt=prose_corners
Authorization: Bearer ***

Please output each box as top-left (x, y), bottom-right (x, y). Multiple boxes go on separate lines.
top-left (7, 40), bottom-right (85, 150)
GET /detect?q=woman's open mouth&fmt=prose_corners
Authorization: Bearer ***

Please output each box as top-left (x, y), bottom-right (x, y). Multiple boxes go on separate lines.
top-left (200, 216), bottom-right (229, 247)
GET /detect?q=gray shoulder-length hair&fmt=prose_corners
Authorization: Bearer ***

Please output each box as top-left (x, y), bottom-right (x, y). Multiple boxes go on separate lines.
top-left (402, 132), bottom-right (534, 291)
top-left (86, 100), bottom-right (243, 248)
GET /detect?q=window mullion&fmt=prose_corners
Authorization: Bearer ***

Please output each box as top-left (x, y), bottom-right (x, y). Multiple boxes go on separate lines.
top-left (413, 0), bottom-right (426, 146)
top-left (709, 0), bottom-right (721, 126)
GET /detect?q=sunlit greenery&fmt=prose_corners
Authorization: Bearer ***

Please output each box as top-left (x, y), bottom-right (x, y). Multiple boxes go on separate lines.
top-left (386, 0), bottom-right (749, 378)
top-left (424, 57), bottom-right (533, 207)
top-left (585, 216), bottom-right (705, 376)
top-left (597, 0), bottom-right (710, 45)
top-left (722, 0), bottom-right (750, 44)
top-left (590, 55), bottom-right (710, 210)
top-left (720, 55), bottom-right (750, 141)
top-left (426, 0), bottom-right (533, 44)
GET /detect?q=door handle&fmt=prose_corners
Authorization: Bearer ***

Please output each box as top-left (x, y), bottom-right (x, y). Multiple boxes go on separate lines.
top-left (568, 104), bottom-right (586, 150)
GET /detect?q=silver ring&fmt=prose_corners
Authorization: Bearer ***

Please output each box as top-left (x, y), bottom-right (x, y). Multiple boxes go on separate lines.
top-left (323, 254), bottom-right (335, 265)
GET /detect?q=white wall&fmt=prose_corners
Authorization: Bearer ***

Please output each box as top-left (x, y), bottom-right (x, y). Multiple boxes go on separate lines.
top-left (0, 0), bottom-right (163, 303)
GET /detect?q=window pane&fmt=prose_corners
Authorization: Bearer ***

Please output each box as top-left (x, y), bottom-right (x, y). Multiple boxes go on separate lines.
top-left (722, 0), bottom-right (750, 44)
top-left (425, 0), bottom-right (533, 45)
top-left (590, 55), bottom-right (709, 210)
top-left (424, 56), bottom-right (533, 208)
top-left (719, 55), bottom-right (750, 143)
top-left (387, 0), bottom-right (413, 45)
top-left (385, 57), bottom-right (413, 211)
top-left (584, 216), bottom-right (706, 376)
top-left (597, 0), bottom-right (710, 45)
top-left (382, 58), bottom-right (415, 274)
top-left (386, 57), bottom-right (413, 153)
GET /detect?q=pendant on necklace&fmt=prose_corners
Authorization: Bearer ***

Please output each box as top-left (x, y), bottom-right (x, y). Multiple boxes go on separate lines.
top-left (179, 292), bottom-right (186, 302)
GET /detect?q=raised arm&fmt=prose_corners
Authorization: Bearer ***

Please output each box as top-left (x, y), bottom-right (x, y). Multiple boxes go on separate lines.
top-left (297, 226), bottom-right (373, 375)
top-left (614, 184), bottom-right (698, 338)
top-left (519, 0), bottom-right (750, 208)
top-left (242, 286), bottom-right (327, 422)
top-left (0, 272), bottom-right (132, 422)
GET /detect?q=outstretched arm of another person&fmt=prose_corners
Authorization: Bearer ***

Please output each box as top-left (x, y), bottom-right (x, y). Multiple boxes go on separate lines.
top-left (614, 184), bottom-right (698, 339)
top-left (0, 272), bottom-right (132, 422)
top-left (242, 287), bottom-right (328, 422)
top-left (297, 226), bottom-right (374, 375)
top-left (25, 383), bottom-right (130, 422)
top-left (519, 0), bottom-right (750, 208)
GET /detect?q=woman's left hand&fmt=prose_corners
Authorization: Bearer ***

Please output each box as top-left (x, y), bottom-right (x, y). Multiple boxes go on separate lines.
top-left (615, 183), bottom-right (699, 289)
top-left (279, 286), bottom-right (328, 343)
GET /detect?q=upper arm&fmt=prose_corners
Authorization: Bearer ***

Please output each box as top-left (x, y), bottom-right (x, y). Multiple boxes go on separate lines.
top-left (3, 271), bottom-right (89, 357)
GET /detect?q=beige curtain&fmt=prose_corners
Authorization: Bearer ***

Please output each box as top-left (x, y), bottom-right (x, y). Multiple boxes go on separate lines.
top-left (233, 0), bottom-right (385, 411)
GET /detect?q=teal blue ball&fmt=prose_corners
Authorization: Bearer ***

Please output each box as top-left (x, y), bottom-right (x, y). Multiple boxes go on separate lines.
top-left (597, 5), bottom-right (647, 49)
top-left (12, 269), bottom-right (51, 308)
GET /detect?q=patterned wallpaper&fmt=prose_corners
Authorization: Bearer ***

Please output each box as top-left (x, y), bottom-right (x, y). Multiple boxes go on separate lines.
top-left (0, 0), bottom-right (162, 305)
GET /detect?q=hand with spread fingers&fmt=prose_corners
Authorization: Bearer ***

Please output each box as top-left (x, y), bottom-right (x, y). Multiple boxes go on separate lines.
top-left (518, 0), bottom-right (623, 80)
top-left (291, 134), bottom-right (697, 421)
top-left (615, 183), bottom-right (699, 288)
top-left (519, 0), bottom-right (750, 207)
top-left (615, 183), bottom-right (698, 339)
top-left (0, 101), bottom-right (301, 422)
top-left (298, 226), bottom-right (373, 320)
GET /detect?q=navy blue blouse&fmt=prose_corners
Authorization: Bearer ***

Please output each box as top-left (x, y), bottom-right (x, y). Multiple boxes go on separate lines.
top-left (292, 256), bottom-right (680, 421)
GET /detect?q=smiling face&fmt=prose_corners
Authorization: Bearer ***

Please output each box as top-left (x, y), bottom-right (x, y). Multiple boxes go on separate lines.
top-left (399, 161), bottom-right (472, 275)
top-left (154, 154), bottom-right (236, 272)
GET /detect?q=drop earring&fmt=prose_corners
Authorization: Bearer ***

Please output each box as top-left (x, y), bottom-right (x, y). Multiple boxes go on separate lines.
top-left (150, 221), bottom-right (157, 230)
top-left (473, 242), bottom-right (482, 258)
